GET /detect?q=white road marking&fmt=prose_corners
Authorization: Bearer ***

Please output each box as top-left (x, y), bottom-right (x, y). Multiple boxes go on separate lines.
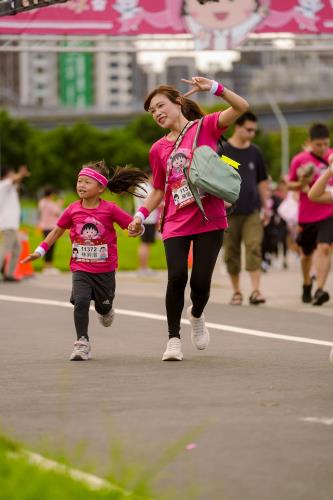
top-left (1, 293), bottom-right (332, 347)
top-left (300, 417), bottom-right (333, 426)
top-left (8, 449), bottom-right (130, 494)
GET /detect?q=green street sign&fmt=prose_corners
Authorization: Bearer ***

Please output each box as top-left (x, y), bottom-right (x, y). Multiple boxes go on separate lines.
top-left (59, 41), bottom-right (93, 108)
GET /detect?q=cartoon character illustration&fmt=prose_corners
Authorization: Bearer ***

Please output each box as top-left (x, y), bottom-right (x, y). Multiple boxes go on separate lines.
top-left (294, 0), bottom-right (323, 31)
top-left (183, 0), bottom-right (268, 50)
top-left (113, 0), bottom-right (142, 21)
top-left (172, 152), bottom-right (188, 175)
top-left (72, 247), bottom-right (79, 259)
top-left (113, 0), bottom-right (143, 31)
top-left (167, 151), bottom-right (190, 185)
top-left (99, 246), bottom-right (108, 259)
top-left (81, 222), bottom-right (99, 240)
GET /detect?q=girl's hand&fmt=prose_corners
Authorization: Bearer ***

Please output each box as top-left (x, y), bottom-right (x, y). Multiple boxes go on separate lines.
top-left (21, 252), bottom-right (41, 264)
top-left (181, 76), bottom-right (214, 98)
top-left (128, 217), bottom-right (144, 237)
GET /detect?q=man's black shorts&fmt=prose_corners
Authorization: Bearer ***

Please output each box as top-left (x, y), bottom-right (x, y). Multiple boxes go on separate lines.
top-left (141, 223), bottom-right (156, 244)
top-left (296, 217), bottom-right (333, 255)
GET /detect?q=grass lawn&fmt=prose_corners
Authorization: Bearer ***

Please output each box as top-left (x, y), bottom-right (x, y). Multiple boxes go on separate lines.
top-left (0, 435), bottom-right (156, 500)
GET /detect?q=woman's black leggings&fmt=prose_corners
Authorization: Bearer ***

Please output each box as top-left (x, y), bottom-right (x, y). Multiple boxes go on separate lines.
top-left (163, 230), bottom-right (224, 339)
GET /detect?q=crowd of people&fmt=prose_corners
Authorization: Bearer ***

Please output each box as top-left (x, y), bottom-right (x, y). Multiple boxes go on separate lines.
top-left (1, 75), bottom-right (333, 363)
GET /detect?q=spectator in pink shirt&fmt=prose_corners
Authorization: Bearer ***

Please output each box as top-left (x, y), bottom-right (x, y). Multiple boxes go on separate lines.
top-left (38, 187), bottom-right (64, 274)
top-left (22, 161), bottom-right (147, 361)
top-left (288, 123), bottom-right (333, 306)
top-left (129, 76), bottom-right (249, 362)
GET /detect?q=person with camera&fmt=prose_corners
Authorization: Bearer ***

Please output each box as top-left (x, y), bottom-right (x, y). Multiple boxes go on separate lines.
top-left (288, 123), bottom-right (333, 305)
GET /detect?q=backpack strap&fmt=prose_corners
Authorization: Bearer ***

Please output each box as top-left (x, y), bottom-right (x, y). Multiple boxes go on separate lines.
top-left (192, 117), bottom-right (204, 150)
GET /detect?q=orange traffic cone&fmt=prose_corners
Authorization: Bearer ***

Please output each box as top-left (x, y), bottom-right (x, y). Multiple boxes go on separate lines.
top-left (13, 232), bottom-right (34, 279)
top-left (188, 242), bottom-right (193, 268)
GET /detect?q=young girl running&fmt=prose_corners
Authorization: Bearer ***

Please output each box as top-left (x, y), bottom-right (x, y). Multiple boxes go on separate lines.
top-left (129, 76), bottom-right (249, 361)
top-left (22, 161), bottom-right (146, 361)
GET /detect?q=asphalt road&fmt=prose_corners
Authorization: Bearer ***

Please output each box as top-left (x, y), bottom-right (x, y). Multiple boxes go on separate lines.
top-left (1, 267), bottom-right (333, 500)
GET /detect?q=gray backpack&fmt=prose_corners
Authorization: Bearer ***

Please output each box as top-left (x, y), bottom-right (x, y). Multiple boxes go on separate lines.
top-left (184, 117), bottom-right (241, 220)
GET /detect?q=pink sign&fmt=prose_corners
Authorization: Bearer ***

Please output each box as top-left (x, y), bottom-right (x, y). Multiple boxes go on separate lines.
top-left (0, 0), bottom-right (332, 49)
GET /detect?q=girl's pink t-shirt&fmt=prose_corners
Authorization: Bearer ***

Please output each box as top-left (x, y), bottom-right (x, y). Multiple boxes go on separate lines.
top-left (149, 112), bottom-right (228, 239)
top-left (289, 149), bottom-right (333, 224)
top-left (57, 199), bottom-right (132, 273)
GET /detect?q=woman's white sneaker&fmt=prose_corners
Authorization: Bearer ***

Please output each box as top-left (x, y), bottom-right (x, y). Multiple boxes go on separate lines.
top-left (70, 337), bottom-right (91, 361)
top-left (97, 308), bottom-right (114, 327)
top-left (187, 306), bottom-right (210, 350)
top-left (162, 338), bottom-right (183, 361)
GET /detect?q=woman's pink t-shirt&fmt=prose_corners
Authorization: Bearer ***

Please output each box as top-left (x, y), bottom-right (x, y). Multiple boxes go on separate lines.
top-left (289, 149), bottom-right (333, 224)
top-left (57, 199), bottom-right (132, 273)
top-left (38, 198), bottom-right (63, 230)
top-left (149, 112), bottom-right (228, 240)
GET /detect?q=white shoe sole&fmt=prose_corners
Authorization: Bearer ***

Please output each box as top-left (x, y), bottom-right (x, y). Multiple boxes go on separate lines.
top-left (70, 352), bottom-right (91, 361)
top-left (162, 351), bottom-right (183, 361)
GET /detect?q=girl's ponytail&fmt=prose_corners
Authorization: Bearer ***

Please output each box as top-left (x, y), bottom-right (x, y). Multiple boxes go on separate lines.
top-left (107, 166), bottom-right (148, 198)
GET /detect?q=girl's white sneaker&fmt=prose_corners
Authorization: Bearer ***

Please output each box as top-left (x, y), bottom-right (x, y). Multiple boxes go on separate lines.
top-left (97, 308), bottom-right (115, 327)
top-left (162, 338), bottom-right (183, 361)
top-left (70, 337), bottom-right (91, 361)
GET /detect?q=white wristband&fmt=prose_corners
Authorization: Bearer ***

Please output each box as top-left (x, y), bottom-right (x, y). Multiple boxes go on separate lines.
top-left (134, 211), bottom-right (146, 223)
top-left (35, 246), bottom-right (45, 257)
top-left (140, 225), bottom-right (146, 236)
top-left (209, 80), bottom-right (219, 95)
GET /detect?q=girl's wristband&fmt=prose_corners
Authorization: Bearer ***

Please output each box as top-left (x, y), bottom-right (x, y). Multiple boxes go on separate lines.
top-left (34, 241), bottom-right (50, 257)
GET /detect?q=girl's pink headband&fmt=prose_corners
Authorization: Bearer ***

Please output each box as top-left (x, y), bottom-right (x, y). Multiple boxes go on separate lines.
top-left (78, 167), bottom-right (108, 187)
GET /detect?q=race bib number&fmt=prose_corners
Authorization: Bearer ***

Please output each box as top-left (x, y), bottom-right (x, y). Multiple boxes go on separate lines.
top-left (72, 244), bottom-right (108, 261)
top-left (171, 178), bottom-right (195, 210)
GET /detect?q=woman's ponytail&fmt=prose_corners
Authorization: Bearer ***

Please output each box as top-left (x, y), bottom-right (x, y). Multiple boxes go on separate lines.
top-left (180, 97), bottom-right (205, 121)
top-left (107, 166), bottom-right (148, 198)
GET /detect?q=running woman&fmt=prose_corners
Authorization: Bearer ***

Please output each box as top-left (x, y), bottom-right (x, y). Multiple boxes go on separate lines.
top-left (22, 161), bottom-right (146, 360)
top-left (129, 76), bottom-right (249, 361)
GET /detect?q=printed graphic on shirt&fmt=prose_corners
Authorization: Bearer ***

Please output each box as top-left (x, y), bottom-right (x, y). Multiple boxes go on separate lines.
top-left (167, 148), bottom-right (205, 210)
top-left (72, 216), bottom-right (108, 262)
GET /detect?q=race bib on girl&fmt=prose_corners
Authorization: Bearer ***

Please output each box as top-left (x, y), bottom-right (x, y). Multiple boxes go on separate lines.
top-left (72, 243), bottom-right (108, 262)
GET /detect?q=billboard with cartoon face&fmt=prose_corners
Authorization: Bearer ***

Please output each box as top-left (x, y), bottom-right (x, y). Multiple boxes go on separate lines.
top-left (0, 0), bottom-right (332, 49)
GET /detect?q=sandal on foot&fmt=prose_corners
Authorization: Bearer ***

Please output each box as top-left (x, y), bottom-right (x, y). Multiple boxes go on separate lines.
top-left (230, 291), bottom-right (243, 305)
top-left (249, 290), bottom-right (266, 305)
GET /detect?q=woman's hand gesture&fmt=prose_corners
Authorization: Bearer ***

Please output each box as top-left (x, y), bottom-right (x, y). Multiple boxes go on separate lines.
top-left (181, 76), bottom-right (213, 98)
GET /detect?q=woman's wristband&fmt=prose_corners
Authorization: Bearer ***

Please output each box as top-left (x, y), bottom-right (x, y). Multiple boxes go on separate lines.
top-left (34, 241), bottom-right (50, 257)
top-left (135, 206), bottom-right (150, 223)
top-left (209, 80), bottom-right (225, 97)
